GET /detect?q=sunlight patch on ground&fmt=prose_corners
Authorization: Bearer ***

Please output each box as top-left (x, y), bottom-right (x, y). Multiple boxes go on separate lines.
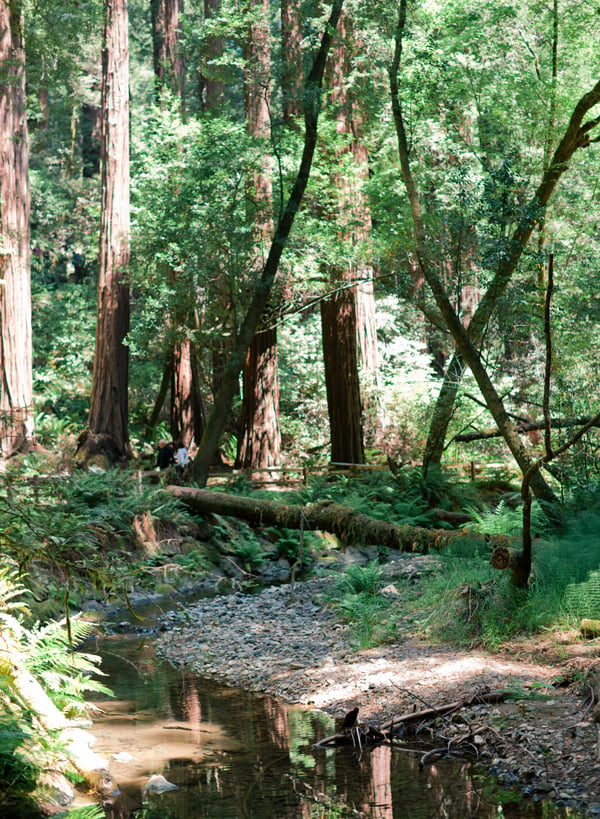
top-left (298, 650), bottom-right (553, 710)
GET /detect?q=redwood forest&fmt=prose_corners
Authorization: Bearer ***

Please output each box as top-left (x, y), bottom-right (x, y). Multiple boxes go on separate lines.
top-left (2, 0), bottom-right (600, 816)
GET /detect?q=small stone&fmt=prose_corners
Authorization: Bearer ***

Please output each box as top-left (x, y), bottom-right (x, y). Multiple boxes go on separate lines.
top-left (145, 774), bottom-right (178, 793)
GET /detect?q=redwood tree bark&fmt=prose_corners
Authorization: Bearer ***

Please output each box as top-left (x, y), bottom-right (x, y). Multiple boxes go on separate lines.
top-left (199, 0), bottom-right (224, 111)
top-left (320, 10), bottom-right (375, 463)
top-left (151, 0), bottom-right (185, 106)
top-left (171, 336), bottom-right (205, 446)
top-left (281, 0), bottom-right (304, 124)
top-left (320, 288), bottom-right (364, 463)
top-left (85, 0), bottom-right (130, 462)
top-left (236, 0), bottom-right (281, 469)
top-left (237, 327), bottom-right (280, 467)
top-left (0, 0), bottom-right (33, 458)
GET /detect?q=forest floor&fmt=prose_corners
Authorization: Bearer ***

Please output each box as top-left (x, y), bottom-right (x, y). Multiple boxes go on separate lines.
top-left (154, 554), bottom-right (600, 818)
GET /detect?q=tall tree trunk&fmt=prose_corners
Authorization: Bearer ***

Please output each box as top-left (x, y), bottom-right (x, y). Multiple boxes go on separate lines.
top-left (236, 0), bottom-right (281, 469)
top-left (152, 0), bottom-right (206, 448)
top-left (321, 288), bottom-right (364, 464)
top-left (199, 0), bottom-right (224, 111)
top-left (237, 327), bottom-right (280, 467)
top-left (192, 0), bottom-right (345, 486)
top-left (151, 0), bottom-right (185, 108)
top-left (0, 0), bottom-right (33, 458)
top-left (85, 0), bottom-right (130, 463)
top-left (320, 10), bottom-right (373, 463)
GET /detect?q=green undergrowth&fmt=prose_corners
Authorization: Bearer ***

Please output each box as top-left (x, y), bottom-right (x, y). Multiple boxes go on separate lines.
top-left (0, 462), bottom-right (195, 616)
top-left (329, 500), bottom-right (600, 650)
top-left (5, 455), bottom-right (600, 654)
top-left (0, 564), bottom-right (111, 816)
top-left (230, 466), bottom-right (485, 529)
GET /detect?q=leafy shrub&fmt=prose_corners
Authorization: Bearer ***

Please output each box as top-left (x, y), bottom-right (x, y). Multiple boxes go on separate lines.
top-left (0, 564), bottom-right (111, 809)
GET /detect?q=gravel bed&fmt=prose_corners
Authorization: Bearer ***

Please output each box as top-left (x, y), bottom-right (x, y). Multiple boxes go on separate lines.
top-left (155, 575), bottom-right (600, 817)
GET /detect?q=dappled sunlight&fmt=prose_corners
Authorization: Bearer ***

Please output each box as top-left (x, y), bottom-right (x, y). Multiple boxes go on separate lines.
top-left (298, 646), bottom-right (556, 712)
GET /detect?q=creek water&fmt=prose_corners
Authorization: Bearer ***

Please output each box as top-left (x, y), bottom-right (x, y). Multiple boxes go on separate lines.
top-left (84, 613), bottom-right (583, 819)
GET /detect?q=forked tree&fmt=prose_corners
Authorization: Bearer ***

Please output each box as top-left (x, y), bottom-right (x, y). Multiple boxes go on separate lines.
top-left (390, 0), bottom-right (600, 512)
top-left (0, 0), bottom-right (33, 458)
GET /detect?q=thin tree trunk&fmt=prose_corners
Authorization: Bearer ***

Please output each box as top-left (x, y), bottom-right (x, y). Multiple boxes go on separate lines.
top-left (389, 0), bottom-right (600, 510)
top-left (0, 0), bottom-right (33, 458)
top-left (146, 351), bottom-right (172, 432)
top-left (192, 0), bottom-right (346, 486)
top-left (85, 0), bottom-right (130, 463)
top-left (80, 103), bottom-right (101, 178)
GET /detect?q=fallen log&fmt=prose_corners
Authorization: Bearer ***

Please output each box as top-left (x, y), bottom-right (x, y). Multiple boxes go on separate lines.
top-left (380, 690), bottom-right (508, 734)
top-left (491, 544), bottom-right (530, 586)
top-left (170, 486), bottom-right (509, 554)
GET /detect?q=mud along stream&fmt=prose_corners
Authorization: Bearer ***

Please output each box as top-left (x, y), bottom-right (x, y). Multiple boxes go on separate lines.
top-left (80, 590), bottom-right (583, 819)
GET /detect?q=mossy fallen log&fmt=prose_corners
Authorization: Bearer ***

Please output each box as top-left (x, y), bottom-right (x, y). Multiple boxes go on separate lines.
top-left (171, 486), bottom-right (508, 554)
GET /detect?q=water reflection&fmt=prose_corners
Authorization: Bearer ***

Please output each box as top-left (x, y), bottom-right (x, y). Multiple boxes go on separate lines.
top-left (88, 635), bottom-right (581, 818)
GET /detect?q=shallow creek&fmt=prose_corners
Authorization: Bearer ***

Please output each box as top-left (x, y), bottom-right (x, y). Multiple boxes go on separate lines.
top-left (82, 603), bottom-right (584, 819)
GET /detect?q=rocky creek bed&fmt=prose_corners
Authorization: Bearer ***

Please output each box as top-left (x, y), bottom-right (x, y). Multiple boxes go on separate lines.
top-left (154, 554), bottom-right (600, 818)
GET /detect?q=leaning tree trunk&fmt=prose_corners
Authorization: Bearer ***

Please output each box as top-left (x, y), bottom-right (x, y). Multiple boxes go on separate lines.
top-left (85, 0), bottom-right (130, 463)
top-left (0, 0), bottom-right (33, 459)
top-left (389, 0), bottom-right (565, 512)
top-left (423, 57), bottom-right (600, 473)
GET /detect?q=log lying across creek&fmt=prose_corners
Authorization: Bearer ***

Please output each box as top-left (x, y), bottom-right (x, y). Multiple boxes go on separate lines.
top-left (170, 486), bottom-right (510, 554)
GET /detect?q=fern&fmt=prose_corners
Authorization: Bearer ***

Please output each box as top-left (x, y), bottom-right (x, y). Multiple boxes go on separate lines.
top-left (564, 570), bottom-right (600, 619)
top-left (0, 561), bottom-right (112, 804)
